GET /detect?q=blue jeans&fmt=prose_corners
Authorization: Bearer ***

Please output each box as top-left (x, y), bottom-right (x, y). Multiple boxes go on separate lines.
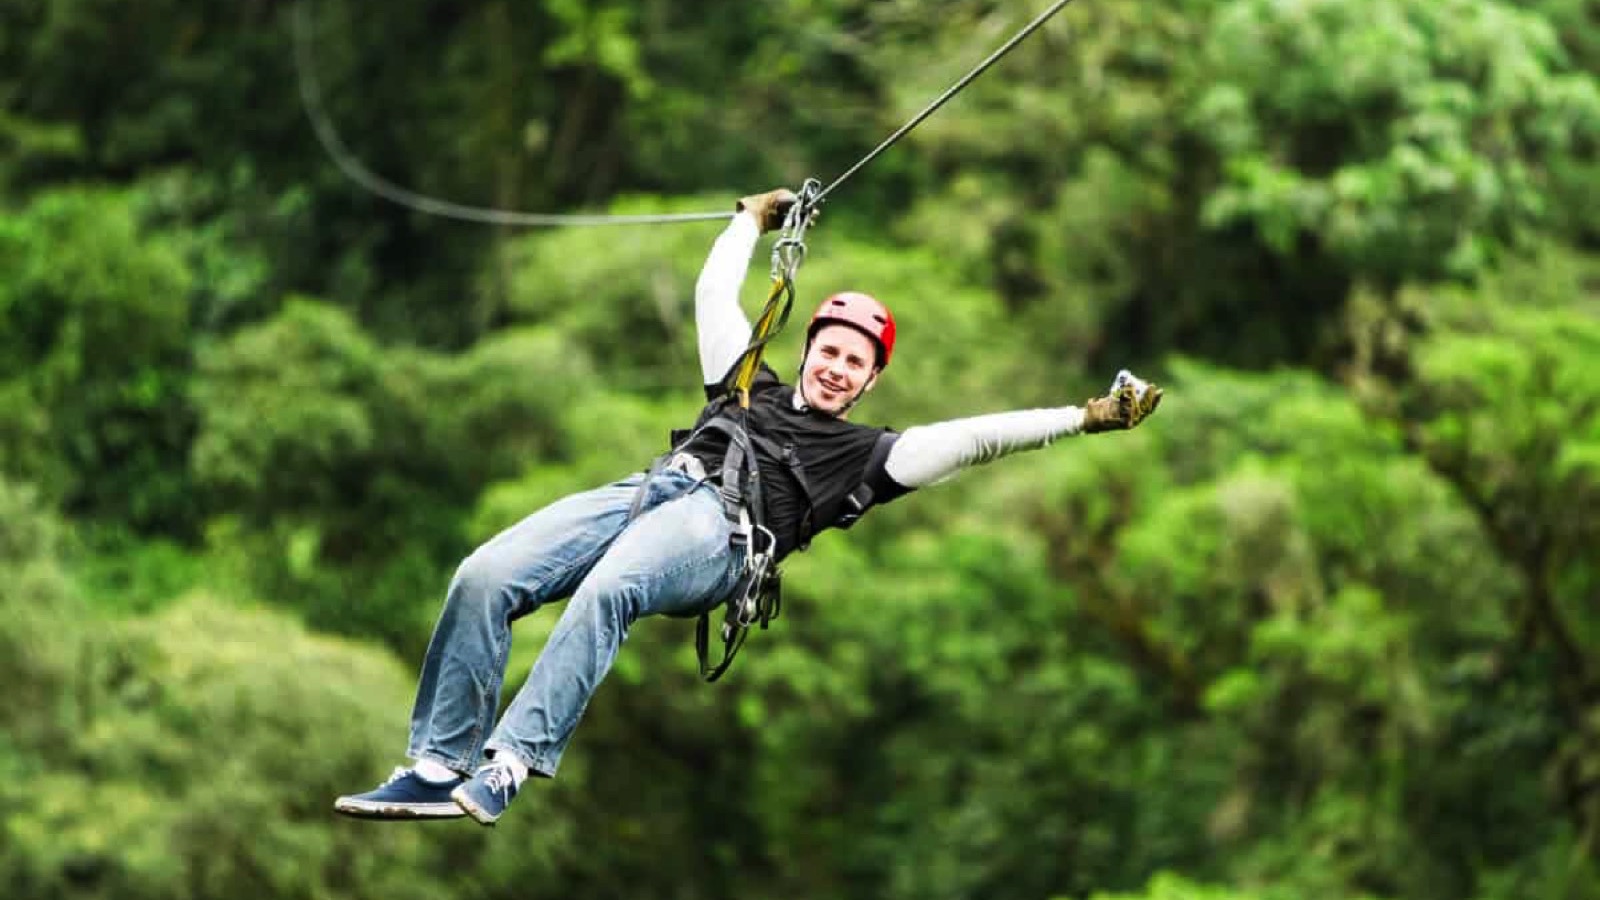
top-left (406, 469), bottom-right (743, 777)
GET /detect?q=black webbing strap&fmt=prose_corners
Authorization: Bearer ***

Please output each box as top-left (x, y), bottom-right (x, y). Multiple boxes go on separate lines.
top-left (695, 592), bottom-right (746, 682)
top-left (662, 404), bottom-right (789, 681)
top-left (635, 393), bottom-right (831, 681)
top-left (687, 412), bottom-right (759, 526)
top-left (835, 431), bottom-right (898, 530)
top-left (625, 451), bottom-right (675, 523)
top-left (631, 406), bottom-right (745, 524)
top-left (743, 430), bottom-right (818, 550)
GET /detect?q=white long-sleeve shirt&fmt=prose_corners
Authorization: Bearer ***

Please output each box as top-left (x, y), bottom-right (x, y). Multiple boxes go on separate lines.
top-left (695, 213), bottom-right (1089, 490)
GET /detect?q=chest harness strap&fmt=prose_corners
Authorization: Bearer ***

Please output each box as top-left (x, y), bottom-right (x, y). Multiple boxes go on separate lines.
top-left (698, 181), bottom-right (820, 681)
top-left (631, 180), bottom-right (832, 681)
top-left (647, 403), bottom-right (819, 682)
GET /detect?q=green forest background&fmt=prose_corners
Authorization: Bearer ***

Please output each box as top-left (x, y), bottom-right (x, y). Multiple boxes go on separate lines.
top-left (3, 0), bottom-right (1599, 898)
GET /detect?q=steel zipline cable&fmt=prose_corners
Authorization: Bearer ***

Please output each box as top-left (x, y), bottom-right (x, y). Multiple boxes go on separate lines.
top-left (813, 0), bottom-right (1083, 206)
top-left (293, 0), bottom-right (1083, 228)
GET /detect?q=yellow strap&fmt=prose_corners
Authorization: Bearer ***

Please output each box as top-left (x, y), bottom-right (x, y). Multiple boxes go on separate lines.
top-left (731, 276), bottom-right (791, 408)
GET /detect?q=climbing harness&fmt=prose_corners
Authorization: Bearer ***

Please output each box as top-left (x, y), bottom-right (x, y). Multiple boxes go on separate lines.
top-left (632, 181), bottom-right (825, 681)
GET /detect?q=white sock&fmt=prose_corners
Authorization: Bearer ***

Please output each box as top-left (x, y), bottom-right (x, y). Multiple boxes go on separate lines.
top-left (493, 752), bottom-right (530, 787)
top-left (413, 759), bottom-right (459, 783)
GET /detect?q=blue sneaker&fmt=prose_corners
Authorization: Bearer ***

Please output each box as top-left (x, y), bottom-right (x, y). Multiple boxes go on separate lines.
top-left (451, 762), bottom-right (521, 826)
top-left (334, 767), bottom-right (466, 819)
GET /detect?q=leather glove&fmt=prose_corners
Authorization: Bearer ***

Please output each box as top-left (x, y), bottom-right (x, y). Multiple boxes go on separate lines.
top-left (737, 188), bottom-right (797, 234)
top-left (1083, 369), bottom-right (1164, 433)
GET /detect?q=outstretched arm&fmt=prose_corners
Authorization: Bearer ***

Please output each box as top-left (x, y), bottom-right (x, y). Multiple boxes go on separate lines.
top-left (883, 376), bottom-right (1162, 488)
top-left (695, 189), bottom-right (797, 385)
top-left (694, 212), bottom-right (759, 385)
top-left (885, 407), bottom-right (1086, 487)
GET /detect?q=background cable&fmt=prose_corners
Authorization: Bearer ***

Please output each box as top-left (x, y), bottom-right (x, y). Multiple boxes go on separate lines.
top-left (292, 0), bottom-right (732, 227)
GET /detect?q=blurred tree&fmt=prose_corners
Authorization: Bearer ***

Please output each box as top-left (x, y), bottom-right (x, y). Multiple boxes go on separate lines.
top-left (1352, 274), bottom-right (1600, 864)
top-left (1084, 871), bottom-right (1275, 900)
top-left (892, 0), bottom-right (1600, 371)
top-left (189, 298), bottom-right (597, 647)
top-left (0, 186), bottom-right (197, 534)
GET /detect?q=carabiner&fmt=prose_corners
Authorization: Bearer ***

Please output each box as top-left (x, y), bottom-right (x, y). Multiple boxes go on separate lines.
top-left (770, 177), bottom-right (823, 284)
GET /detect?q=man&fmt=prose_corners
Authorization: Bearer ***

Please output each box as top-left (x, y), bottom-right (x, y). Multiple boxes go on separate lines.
top-left (334, 188), bottom-right (1162, 826)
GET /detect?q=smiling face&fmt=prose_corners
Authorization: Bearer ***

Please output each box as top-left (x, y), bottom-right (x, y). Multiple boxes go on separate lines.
top-left (799, 323), bottom-right (880, 417)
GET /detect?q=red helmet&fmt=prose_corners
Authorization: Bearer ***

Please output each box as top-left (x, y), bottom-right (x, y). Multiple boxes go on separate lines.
top-left (806, 291), bottom-right (897, 369)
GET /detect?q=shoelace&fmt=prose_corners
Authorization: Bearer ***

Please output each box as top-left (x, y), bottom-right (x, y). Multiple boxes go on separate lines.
top-left (380, 766), bottom-right (410, 787)
top-left (478, 763), bottom-right (518, 800)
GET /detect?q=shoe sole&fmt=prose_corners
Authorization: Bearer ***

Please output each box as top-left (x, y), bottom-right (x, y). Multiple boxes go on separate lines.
top-left (451, 786), bottom-right (501, 826)
top-left (333, 797), bottom-right (466, 820)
